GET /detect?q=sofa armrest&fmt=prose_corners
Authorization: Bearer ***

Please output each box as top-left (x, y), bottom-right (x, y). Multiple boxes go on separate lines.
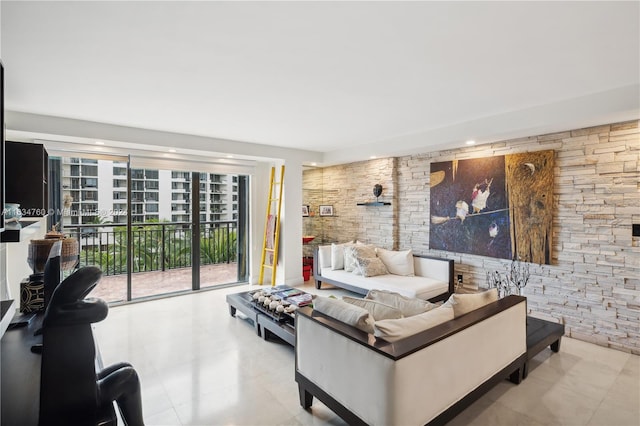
top-left (297, 295), bottom-right (525, 361)
top-left (413, 255), bottom-right (454, 299)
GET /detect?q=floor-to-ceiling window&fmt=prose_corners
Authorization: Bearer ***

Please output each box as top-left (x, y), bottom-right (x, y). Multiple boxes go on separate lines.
top-left (51, 153), bottom-right (249, 303)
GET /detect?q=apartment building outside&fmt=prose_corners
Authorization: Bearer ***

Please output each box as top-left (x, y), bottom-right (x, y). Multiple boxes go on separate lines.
top-left (61, 158), bottom-right (238, 226)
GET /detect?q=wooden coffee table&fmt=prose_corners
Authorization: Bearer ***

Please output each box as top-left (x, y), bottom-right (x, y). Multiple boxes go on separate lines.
top-left (226, 291), bottom-right (261, 336)
top-left (226, 288), bottom-right (307, 346)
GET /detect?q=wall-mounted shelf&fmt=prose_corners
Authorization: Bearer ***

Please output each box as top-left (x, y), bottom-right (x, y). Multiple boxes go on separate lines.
top-left (357, 202), bottom-right (391, 206)
top-left (1, 218), bottom-right (44, 243)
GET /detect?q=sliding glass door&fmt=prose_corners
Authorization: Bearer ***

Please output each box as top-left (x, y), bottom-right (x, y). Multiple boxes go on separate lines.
top-left (129, 167), bottom-right (193, 298)
top-left (198, 172), bottom-right (241, 289)
top-left (53, 154), bottom-right (249, 303)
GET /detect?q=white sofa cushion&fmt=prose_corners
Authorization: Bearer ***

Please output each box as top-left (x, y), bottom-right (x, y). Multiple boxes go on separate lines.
top-left (448, 288), bottom-right (499, 317)
top-left (373, 305), bottom-right (454, 342)
top-left (320, 268), bottom-right (449, 301)
top-left (342, 296), bottom-right (403, 321)
top-left (366, 289), bottom-right (436, 316)
top-left (313, 296), bottom-right (375, 334)
top-left (376, 248), bottom-right (415, 276)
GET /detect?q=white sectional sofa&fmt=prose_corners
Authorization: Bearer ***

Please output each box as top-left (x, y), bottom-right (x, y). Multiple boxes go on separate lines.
top-left (295, 294), bottom-right (528, 426)
top-left (313, 244), bottom-right (454, 302)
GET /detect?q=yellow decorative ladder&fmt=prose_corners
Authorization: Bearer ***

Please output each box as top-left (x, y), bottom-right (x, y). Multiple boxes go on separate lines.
top-left (259, 165), bottom-right (285, 286)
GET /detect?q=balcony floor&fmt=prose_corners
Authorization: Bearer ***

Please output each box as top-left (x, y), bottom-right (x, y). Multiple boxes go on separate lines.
top-left (92, 263), bottom-right (240, 303)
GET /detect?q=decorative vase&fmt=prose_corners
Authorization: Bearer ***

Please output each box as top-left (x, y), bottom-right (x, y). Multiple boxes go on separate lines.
top-left (373, 184), bottom-right (383, 198)
top-left (4, 203), bottom-right (22, 223)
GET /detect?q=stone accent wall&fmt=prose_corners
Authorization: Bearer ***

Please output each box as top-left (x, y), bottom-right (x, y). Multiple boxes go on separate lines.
top-left (303, 158), bottom-right (398, 249)
top-left (304, 120), bottom-right (640, 354)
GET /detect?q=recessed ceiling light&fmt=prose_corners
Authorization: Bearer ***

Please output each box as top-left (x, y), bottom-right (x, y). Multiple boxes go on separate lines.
top-left (310, 162), bottom-right (317, 166)
top-left (466, 140), bottom-right (476, 145)
top-left (168, 149), bottom-right (177, 153)
top-left (226, 155), bottom-right (233, 158)
top-left (370, 156), bottom-right (377, 159)
top-left (95, 141), bottom-right (105, 145)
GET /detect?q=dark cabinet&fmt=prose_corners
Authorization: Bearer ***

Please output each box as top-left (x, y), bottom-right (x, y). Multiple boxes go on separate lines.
top-left (5, 141), bottom-right (49, 217)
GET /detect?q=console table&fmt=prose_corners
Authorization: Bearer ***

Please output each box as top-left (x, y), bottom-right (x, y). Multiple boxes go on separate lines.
top-left (1, 311), bottom-right (42, 425)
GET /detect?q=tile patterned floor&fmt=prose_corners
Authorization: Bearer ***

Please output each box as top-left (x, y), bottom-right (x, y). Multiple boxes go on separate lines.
top-left (93, 282), bottom-right (640, 426)
top-left (92, 263), bottom-right (239, 303)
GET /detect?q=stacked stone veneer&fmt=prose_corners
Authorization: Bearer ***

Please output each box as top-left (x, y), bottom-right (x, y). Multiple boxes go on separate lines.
top-left (304, 120), bottom-right (640, 354)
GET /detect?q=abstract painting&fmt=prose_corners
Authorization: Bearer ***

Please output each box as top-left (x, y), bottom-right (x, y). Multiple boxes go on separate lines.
top-left (429, 150), bottom-right (554, 264)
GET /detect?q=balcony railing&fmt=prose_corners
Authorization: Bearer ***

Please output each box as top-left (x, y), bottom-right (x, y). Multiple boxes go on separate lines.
top-left (64, 220), bottom-right (237, 276)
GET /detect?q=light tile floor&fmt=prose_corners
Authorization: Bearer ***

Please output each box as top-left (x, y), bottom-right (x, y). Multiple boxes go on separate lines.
top-left (93, 281), bottom-right (640, 426)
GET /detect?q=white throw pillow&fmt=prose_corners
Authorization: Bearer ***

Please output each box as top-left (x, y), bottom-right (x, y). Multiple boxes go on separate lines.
top-left (365, 289), bottom-right (436, 317)
top-left (373, 305), bottom-right (454, 342)
top-left (331, 242), bottom-right (353, 270)
top-left (343, 296), bottom-right (403, 321)
top-left (317, 245), bottom-right (332, 269)
top-left (313, 296), bottom-right (374, 334)
top-left (343, 246), bottom-right (358, 272)
top-left (376, 248), bottom-right (415, 276)
top-left (447, 288), bottom-right (499, 317)
top-left (355, 256), bottom-right (388, 278)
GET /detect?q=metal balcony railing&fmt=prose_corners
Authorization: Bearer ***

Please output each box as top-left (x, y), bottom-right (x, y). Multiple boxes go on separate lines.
top-left (64, 220), bottom-right (237, 276)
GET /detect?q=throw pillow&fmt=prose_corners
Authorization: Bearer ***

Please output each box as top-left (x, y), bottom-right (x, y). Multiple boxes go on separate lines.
top-left (355, 256), bottom-right (388, 277)
top-left (342, 296), bottom-right (403, 321)
top-left (313, 296), bottom-right (374, 334)
top-left (317, 245), bottom-right (332, 269)
top-left (343, 246), bottom-right (358, 272)
top-left (345, 244), bottom-right (377, 272)
top-left (330, 242), bottom-right (353, 270)
top-left (365, 289), bottom-right (436, 317)
top-left (353, 244), bottom-right (378, 258)
top-left (376, 248), bottom-right (415, 276)
top-left (373, 305), bottom-right (454, 343)
top-left (350, 245), bottom-right (379, 274)
top-left (448, 288), bottom-right (499, 317)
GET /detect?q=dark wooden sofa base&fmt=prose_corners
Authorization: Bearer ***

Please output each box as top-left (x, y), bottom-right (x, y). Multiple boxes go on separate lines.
top-left (296, 353), bottom-right (527, 426)
top-left (524, 316), bottom-right (565, 379)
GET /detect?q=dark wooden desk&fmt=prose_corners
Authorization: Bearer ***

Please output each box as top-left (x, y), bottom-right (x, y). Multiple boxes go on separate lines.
top-left (1, 314), bottom-right (117, 425)
top-left (1, 315), bottom-right (43, 425)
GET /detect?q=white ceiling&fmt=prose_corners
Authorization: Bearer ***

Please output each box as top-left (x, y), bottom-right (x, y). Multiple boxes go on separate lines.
top-left (2, 1), bottom-right (639, 164)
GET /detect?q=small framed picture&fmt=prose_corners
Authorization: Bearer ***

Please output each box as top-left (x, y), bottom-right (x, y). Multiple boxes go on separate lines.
top-left (319, 205), bottom-right (334, 216)
top-left (302, 205), bottom-right (310, 217)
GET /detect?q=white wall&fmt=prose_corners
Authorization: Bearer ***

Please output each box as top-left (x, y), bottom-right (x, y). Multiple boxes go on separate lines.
top-left (249, 160), bottom-right (303, 287)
